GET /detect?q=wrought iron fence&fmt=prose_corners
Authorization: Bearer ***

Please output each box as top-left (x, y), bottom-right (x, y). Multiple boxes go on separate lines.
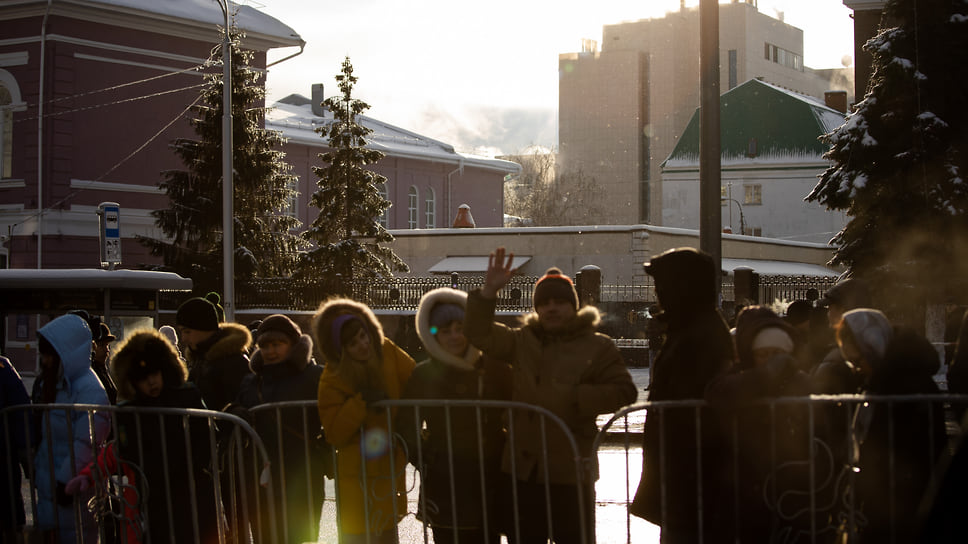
top-left (159, 273), bottom-right (836, 313)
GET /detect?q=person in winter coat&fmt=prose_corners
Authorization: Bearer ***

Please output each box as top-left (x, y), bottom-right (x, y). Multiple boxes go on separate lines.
top-left (232, 314), bottom-right (327, 544)
top-left (398, 287), bottom-right (512, 544)
top-left (836, 308), bottom-right (947, 544)
top-left (66, 328), bottom-right (222, 544)
top-left (32, 313), bottom-right (111, 544)
top-left (1, 356), bottom-right (30, 543)
top-left (314, 298), bottom-right (416, 544)
top-left (706, 306), bottom-right (825, 544)
top-left (465, 248), bottom-right (638, 544)
top-left (176, 296), bottom-right (252, 411)
top-left (629, 247), bottom-right (733, 544)
top-left (92, 322), bottom-right (119, 405)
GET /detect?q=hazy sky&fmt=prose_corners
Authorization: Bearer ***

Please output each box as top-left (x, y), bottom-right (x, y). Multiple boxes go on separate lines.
top-left (253, 0), bottom-right (855, 155)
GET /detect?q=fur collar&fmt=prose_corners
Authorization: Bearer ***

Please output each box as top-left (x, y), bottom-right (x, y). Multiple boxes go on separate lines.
top-left (249, 333), bottom-right (314, 373)
top-left (195, 322), bottom-right (252, 362)
top-left (416, 288), bottom-right (481, 371)
top-left (522, 305), bottom-right (602, 339)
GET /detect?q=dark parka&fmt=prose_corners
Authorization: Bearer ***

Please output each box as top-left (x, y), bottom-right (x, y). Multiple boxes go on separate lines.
top-left (840, 311), bottom-right (947, 544)
top-left (111, 329), bottom-right (220, 544)
top-left (705, 307), bottom-right (820, 544)
top-left (629, 248), bottom-right (734, 542)
top-left (398, 288), bottom-right (512, 532)
top-left (464, 289), bottom-right (638, 485)
top-left (1, 356), bottom-right (30, 533)
top-left (185, 322), bottom-right (252, 411)
top-left (235, 332), bottom-right (326, 544)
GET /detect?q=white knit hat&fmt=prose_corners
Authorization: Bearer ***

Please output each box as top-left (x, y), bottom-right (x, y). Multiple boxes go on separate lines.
top-left (751, 326), bottom-right (795, 354)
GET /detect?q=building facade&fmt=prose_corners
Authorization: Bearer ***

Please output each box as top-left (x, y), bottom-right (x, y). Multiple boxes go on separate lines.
top-left (661, 78), bottom-right (848, 244)
top-left (0, 1), bottom-right (518, 272)
top-left (558, 0), bottom-right (853, 226)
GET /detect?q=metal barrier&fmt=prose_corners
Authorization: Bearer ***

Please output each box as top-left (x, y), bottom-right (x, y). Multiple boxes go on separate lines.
top-left (1, 404), bottom-right (273, 544)
top-left (4, 395), bottom-right (964, 543)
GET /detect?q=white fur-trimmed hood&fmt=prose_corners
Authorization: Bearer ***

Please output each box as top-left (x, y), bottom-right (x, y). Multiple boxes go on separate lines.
top-left (416, 288), bottom-right (481, 371)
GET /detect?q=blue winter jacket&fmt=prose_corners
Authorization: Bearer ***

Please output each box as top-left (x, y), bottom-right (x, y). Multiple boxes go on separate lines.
top-left (33, 314), bottom-right (110, 527)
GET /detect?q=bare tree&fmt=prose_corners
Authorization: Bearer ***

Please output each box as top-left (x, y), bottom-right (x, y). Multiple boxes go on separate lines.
top-left (503, 148), bottom-right (604, 226)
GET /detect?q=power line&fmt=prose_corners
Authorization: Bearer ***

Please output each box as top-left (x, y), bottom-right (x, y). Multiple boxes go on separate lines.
top-left (40, 63), bottom-right (210, 107)
top-left (7, 93), bottom-right (204, 234)
top-left (15, 84), bottom-right (207, 123)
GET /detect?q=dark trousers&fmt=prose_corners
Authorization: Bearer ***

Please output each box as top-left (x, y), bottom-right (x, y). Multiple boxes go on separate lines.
top-left (499, 475), bottom-right (595, 544)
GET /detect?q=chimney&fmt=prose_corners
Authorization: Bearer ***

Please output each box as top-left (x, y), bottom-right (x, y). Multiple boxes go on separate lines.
top-left (824, 90), bottom-right (848, 114)
top-left (311, 83), bottom-right (325, 117)
top-left (452, 204), bottom-right (476, 228)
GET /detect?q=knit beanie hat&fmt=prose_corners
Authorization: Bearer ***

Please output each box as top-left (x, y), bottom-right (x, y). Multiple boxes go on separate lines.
top-left (205, 292), bottom-right (225, 322)
top-left (256, 314), bottom-right (302, 345)
top-left (751, 327), bottom-right (795, 354)
top-left (429, 303), bottom-right (465, 330)
top-left (533, 267), bottom-right (579, 309)
top-left (175, 297), bottom-right (220, 331)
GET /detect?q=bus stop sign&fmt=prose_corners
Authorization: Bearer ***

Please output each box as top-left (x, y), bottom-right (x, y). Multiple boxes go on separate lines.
top-left (97, 202), bottom-right (121, 268)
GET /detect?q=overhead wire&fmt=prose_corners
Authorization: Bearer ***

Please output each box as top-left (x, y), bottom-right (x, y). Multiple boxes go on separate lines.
top-left (7, 92), bottom-right (205, 234)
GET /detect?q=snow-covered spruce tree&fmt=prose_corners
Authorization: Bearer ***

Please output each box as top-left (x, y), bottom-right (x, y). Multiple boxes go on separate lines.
top-left (298, 57), bottom-right (408, 280)
top-left (140, 29), bottom-right (304, 293)
top-left (807, 0), bottom-right (968, 311)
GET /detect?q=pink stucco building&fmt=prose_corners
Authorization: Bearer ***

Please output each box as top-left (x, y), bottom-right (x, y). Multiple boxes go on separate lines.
top-left (0, 0), bottom-right (517, 271)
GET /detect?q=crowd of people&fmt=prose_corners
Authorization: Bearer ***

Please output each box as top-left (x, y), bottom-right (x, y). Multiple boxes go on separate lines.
top-left (1, 249), bottom-right (967, 543)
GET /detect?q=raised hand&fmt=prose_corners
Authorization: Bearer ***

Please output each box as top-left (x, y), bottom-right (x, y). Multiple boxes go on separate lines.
top-left (482, 247), bottom-right (515, 298)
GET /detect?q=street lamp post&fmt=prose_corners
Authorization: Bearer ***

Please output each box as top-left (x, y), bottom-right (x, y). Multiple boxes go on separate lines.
top-left (215, 0), bottom-right (234, 321)
top-left (721, 198), bottom-right (746, 236)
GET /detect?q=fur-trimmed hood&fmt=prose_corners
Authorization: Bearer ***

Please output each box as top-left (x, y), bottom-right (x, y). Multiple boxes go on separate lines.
top-left (416, 288), bottom-right (482, 371)
top-left (110, 328), bottom-right (188, 402)
top-left (312, 298), bottom-right (384, 364)
top-left (249, 333), bottom-right (314, 373)
top-left (522, 304), bottom-right (602, 339)
top-left (193, 322), bottom-right (253, 362)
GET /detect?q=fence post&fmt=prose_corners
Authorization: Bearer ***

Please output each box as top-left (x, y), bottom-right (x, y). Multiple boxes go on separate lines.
top-left (733, 267), bottom-right (759, 305)
top-left (577, 265), bottom-right (601, 307)
top-left (451, 272), bottom-right (459, 290)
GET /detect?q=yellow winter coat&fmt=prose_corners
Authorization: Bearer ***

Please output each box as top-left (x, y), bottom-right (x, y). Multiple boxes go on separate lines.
top-left (316, 337), bottom-right (415, 535)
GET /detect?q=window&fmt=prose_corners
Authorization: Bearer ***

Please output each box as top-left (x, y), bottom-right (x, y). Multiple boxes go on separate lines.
top-left (744, 184), bottom-right (762, 206)
top-left (284, 178), bottom-right (298, 218)
top-left (0, 85), bottom-right (12, 179)
top-left (377, 183), bottom-right (389, 228)
top-left (747, 137), bottom-right (758, 158)
top-left (763, 42), bottom-right (803, 71)
top-left (424, 187), bottom-right (436, 228)
top-left (407, 186), bottom-right (418, 229)
top-left (728, 49), bottom-right (737, 90)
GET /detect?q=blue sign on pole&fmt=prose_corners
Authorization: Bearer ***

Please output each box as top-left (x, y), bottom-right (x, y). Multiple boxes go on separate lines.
top-left (98, 202), bottom-right (121, 268)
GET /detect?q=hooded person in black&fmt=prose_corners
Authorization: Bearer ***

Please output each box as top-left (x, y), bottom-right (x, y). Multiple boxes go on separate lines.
top-left (629, 247), bottom-right (734, 543)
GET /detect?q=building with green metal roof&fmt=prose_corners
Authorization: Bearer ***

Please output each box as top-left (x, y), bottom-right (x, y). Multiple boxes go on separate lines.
top-left (661, 78), bottom-right (849, 244)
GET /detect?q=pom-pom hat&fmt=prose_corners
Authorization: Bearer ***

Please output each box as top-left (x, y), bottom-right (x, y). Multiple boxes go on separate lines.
top-left (533, 267), bottom-right (579, 309)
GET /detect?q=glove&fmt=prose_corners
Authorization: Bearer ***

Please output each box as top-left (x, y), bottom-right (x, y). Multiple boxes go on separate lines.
top-left (65, 474), bottom-right (91, 495)
top-left (360, 388), bottom-right (388, 405)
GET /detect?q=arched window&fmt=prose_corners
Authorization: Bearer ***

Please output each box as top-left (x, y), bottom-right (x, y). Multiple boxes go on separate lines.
top-left (0, 69), bottom-right (26, 180)
top-left (377, 182), bottom-right (389, 228)
top-left (407, 186), bottom-right (418, 229)
top-left (424, 187), bottom-right (436, 228)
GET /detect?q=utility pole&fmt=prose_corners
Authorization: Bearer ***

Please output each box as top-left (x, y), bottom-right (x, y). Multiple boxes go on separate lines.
top-left (216, 0), bottom-right (235, 321)
top-left (699, 0), bottom-right (722, 299)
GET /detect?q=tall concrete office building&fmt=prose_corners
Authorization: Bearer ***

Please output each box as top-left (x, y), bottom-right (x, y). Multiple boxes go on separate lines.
top-left (558, 0), bottom-right (852, 226)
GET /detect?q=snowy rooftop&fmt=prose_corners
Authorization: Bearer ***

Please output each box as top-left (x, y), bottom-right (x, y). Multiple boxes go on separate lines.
top-left (77, 0), bottom-right (303, 47)
top-left (267, 98), bottom-right (521, 174)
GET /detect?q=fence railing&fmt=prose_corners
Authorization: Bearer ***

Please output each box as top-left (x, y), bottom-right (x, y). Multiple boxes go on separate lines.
top-left (5, 394), bottom-right (965, 543)
top-left (159, 273), bottom-right (833, 313)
